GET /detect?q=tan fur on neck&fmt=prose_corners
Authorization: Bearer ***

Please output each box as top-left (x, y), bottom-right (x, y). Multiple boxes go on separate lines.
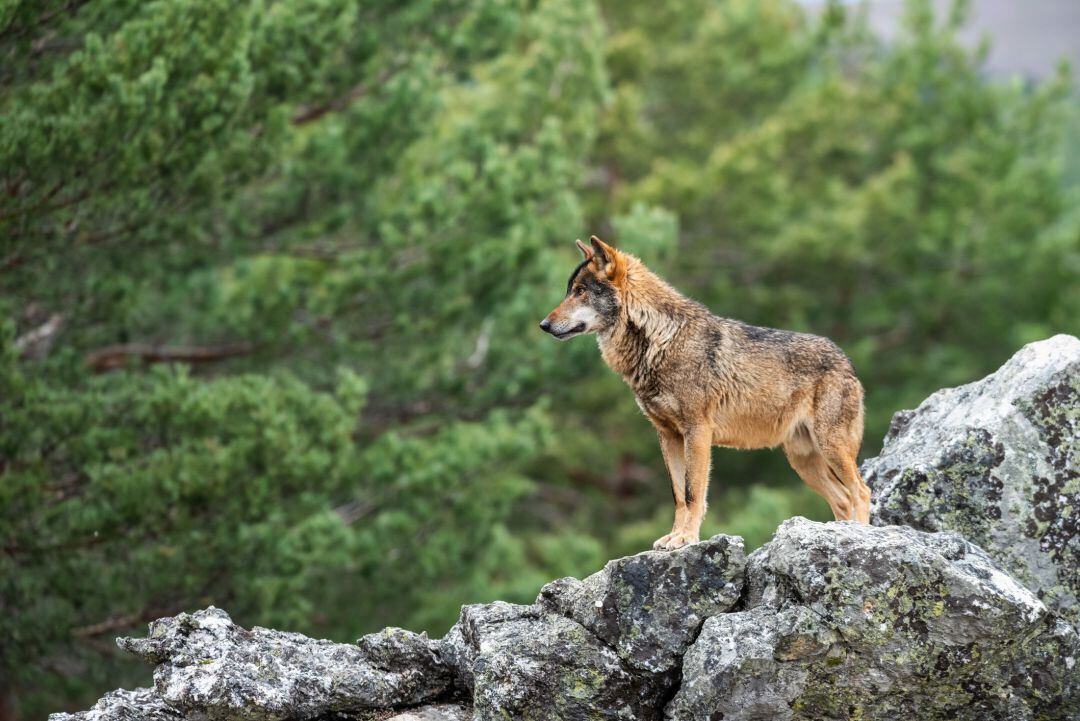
top-left (599, 254), bottom-right (698, 387)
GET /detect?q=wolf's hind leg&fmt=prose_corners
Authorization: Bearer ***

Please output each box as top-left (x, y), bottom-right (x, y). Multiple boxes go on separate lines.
top-left (810, 433), bottom-right (870, 523)
top-left (783, 445), bottom-right (854, 521)
top-left (811, 374), bottom-right (870, 523)
top-left (818, 449), bottom-right (870, 523)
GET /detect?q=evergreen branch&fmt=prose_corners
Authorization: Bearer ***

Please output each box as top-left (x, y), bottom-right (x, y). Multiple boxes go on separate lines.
top-left (0, 0), bottom-right (91, 41)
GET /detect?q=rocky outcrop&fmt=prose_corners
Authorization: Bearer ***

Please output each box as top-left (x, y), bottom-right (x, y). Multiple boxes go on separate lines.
top-left (53, 523), bottom-right (1079, 721)
top-left (670, 518), bottom-right (1078, 720)
top-left (863, 334), bottom-right (1080, 625)
top-left (53, 337), bottom-right (1080, 721)
top-left (536, 534), bottom-right (745, 675)
top-left (114, 607), bottom-right (453, 720)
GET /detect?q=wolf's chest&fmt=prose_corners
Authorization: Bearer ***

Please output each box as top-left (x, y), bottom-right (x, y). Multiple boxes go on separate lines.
top-left (635, 392), bottom-right (687, 433)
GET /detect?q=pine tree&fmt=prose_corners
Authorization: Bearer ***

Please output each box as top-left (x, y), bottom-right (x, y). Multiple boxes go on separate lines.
top-left (1, 0), bottom-right (607, 714)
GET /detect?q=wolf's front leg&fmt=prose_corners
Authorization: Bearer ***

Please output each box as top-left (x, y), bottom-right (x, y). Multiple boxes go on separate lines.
top-left (653, 426), bottom-right (711, 551)
top-left (653, 427), bottom-right (688, 551)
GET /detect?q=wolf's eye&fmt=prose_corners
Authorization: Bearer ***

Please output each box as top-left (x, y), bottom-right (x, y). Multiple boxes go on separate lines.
top-left (574, 285), bottom-right (586, 297)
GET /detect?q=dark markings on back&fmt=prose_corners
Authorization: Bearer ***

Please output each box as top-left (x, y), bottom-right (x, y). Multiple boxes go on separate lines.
top-left (738, 321), bottom-right (854, 376)
top-left (566, 260), bottom-right (589, 295)
top-left (705, 326), bottom-right (726, 370)
top-left (657, 298), bottom-right (698, 323)
top-left (738, 322), bottom-right (796, 345)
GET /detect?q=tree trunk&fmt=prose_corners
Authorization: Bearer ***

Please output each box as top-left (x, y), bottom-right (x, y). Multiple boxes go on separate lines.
top-left (0, 683), bottom-right (19, 721)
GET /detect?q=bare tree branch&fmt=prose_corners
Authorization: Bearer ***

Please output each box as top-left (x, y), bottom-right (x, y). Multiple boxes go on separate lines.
top-left (290, 65), bottom-right (400, 125)
top-left (14, 313), bottom-right (63, 359)
top-left (71, 605), bottom-right (178, 638)
top-left (86, 342), bottom-right (255, 373)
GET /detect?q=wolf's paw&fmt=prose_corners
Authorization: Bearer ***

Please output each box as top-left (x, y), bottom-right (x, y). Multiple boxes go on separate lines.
top-left (652, 531), bottom-right (699, 551)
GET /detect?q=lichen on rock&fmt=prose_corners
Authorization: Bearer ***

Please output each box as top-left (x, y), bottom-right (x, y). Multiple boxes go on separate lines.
top-left (114, 607), bottom-right (452, 721)
top-left (445, 601), bottom-right (664, 720)
top-left (383, 705), bottom-right (471, 720)
top-left (537, 534), bottom-right (745, 674)
top-left (48, 688), bottom-right (193, 721)
top-left (864, 334), bottom-right (1080, 625)
top-left (669, 518), bottom-right (1080, 720)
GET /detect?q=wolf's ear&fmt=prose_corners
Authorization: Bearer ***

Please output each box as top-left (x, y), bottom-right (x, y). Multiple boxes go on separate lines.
top-left (575, 238), bottom-right (594, 261)
top-left (589, 235), bottom-right (613, 265)
top-left (589, 235), bottom-right (627, 287)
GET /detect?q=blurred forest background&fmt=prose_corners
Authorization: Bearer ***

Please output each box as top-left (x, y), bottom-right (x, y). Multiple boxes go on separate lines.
top-left (2, 0), bottom-right (1079, 716)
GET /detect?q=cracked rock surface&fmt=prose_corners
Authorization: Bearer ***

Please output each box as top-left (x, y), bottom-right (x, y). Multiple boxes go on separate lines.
top-left (100, 607), bottom-right (449, 721)
top-left (669, 518), bottom-right (1079, 720)
top-left (446, 601), bottom-right (664, 720)
top-left (435, 534), bottom-right (746, 720)
top-left (384, 705), bottom-right (470, 720)
top-left (51, 336), bottom-right (1080, 721)
top-left (537, 534), bottom-right (745, 675)
top-left (864, 334), bottom-right (1080, 625)
top-left (47, 688), bottom-right (194, 721)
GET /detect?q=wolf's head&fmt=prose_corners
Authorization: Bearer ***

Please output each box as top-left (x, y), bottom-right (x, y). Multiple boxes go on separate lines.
top-left (540, 236), bottom-right (627, 341)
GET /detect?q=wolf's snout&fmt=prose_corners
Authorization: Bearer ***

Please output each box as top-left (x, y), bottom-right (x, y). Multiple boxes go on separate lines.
top-left (539, 318), bottom-right (552, 333)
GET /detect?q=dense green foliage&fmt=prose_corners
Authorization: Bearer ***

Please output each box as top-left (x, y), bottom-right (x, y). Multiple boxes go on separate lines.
top-left (595, 0), bottom-right (1078, 434)
top-left (1, 0), bottom-right (1077, 715)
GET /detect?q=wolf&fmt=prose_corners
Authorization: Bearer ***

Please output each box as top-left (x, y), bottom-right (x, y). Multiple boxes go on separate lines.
top-left (540, 236), bottom-right (870, 550)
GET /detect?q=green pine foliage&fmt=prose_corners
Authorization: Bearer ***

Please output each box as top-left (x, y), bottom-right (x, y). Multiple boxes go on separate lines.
top-left (2, 0), bottom-right (605, 713)
top-left (593, 0), bottom-right (1080, 436)
top-left (2, 0), bottom-right (1077, 716)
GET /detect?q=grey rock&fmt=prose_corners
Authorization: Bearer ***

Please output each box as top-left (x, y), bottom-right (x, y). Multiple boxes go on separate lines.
top-left (384, 705), bottom-right (471, 721)
top-left (48, 688), bottom-right (193, 721)
top-left (668, 606), bottom-right (830, 721)
top-left (117, 607), bottom-right (452, 721)
top-left (667, 518), bottom-right (1080, 720)
top-left (445, 601), bottom-right (664, 720)
top-left (863, 334), bottom-right (1080, 624)
top-left (443, 537), bottom-right (743, 719)
top-left (538, 534), bottom-right (745, 674)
